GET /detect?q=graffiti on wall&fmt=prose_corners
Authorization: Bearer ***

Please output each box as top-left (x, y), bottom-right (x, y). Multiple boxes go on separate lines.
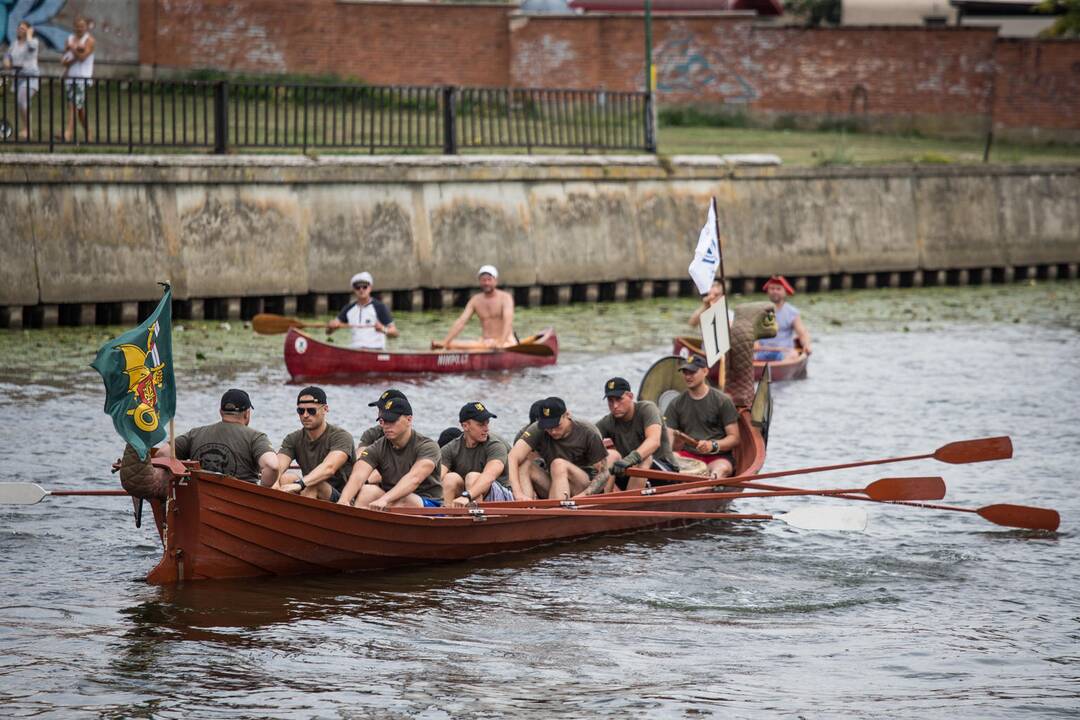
top-left (3, 0), bottom-right (69, 50)
top-left (655, 31), bottom-right (758, 103)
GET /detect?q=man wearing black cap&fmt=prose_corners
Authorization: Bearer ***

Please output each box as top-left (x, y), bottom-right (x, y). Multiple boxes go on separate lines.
top-left (440, 401), bottom-right (514, 506)
top-left (507, 397), bottom-right (608, 500)
top-left (666, 355), bottom-right (740, 478)
top-left (274, 386), bottom-right (356, 501)
top-left (596, 377), bottom-right (678, 492)
top-left (338, 396), bottom-right (443, 510)
top-left (168, 389), bottom-right (278, 485)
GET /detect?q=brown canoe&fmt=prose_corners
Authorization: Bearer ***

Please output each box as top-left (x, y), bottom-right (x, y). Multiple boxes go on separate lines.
top-left (142, 411), bottom-right (765, 585)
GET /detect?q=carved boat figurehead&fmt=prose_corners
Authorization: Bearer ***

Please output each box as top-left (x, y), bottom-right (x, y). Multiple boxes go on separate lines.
top-left (725, 301), bottom-right (777, 408)
top-left (118, 444), bottom-right (171, 500)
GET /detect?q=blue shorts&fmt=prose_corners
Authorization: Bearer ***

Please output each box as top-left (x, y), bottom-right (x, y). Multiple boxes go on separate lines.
top-left (421, 496), bottom-right (442, 508)
top-left (484, 482), bottom-right (515, 502)
top-left (755, 350), bottom-right (786, 362)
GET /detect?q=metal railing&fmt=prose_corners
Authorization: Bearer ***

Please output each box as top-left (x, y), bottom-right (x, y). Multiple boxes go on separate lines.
top-left (0, 75), bottom-right (655, 154)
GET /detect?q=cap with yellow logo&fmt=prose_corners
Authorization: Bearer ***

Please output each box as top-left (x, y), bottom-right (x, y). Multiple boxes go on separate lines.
top-left (459, 401), bottom-right (497, 423)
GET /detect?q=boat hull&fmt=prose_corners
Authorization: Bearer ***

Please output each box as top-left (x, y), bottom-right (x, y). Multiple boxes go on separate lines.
top-left (147, 412), bottom-right (764, 584)
top-left (284, 327), bottom-right (558, 380)
top-left (673, 336), bottom-right (808, 382)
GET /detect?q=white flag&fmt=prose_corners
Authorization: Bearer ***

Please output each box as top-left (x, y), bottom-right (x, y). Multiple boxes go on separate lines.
top-left (688, 198), bottom-right (721, 295)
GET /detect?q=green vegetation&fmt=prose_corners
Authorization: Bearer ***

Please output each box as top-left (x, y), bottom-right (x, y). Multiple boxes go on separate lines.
top-left (1036, 0), bottom-right (1080, 38)
top-left (656, 125), bottom-right (1080, 166)
top-left (1, 282), bottom-right (1077, 391)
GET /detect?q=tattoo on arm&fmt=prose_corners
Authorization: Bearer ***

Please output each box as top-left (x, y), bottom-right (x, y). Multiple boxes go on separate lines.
top-left (584, 468), bottom-right (610, 496)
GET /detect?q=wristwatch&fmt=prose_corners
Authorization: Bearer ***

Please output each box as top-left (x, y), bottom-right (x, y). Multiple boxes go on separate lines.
top-left (711, 441), bottom-right (719, 454)
top-left (460, 490), bottom-right (472, 500)
top-left (296, 478), bottom-right (307, 490)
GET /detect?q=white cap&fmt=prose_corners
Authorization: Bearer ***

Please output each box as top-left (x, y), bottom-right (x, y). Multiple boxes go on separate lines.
top-left (477, 264), bottom-right (498, 279)
top-left (350, 271), bottom-right (373, 286)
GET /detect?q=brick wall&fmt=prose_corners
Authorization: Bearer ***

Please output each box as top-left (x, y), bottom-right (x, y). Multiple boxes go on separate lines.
top-left (139, 0), bottom-right (511, 86)
top-left (134, 2), bottom-right (1080, 141)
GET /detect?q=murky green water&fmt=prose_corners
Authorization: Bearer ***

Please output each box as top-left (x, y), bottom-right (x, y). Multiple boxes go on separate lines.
top-left (1, 282), bottom-right (1078, 718)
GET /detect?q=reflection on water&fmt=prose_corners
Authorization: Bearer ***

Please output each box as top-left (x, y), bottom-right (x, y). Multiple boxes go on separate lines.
top-left (1, 284), bottom-right (1079, 718)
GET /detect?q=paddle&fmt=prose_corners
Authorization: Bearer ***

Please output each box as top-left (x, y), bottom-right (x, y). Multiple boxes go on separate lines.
top-left (251, 313), bottom-right (365, 335)
top-left (731, 479), bottom-right (1060, 531)
top-left (389, 504), bottom-right (868, 531)
top-left (431, 334), bottom-right (554, 357)
top-left (626, 436), bottom-right (1013, 496)
top-left (0, 483), bottom-right (128, 505)
top-left (483, 477), bottom-right (946, 510)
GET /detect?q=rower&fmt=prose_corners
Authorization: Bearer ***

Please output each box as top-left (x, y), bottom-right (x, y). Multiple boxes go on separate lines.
top-left (440, 401), bottom-right (515, 506)
top-left (163, 389), bottom-right (279, 486)
top-left (754, 275), bottom-right (812, 361)
top-left (507, 397), bottom-right (609, 500)
top-left (355, 388), bottom-right (411, 488)
top-left (338, 396), bottom-right (443, 510)
top-left (513, 399), bottom-right (549, 499)
top-left (665, 355), bottom-right (740, 479)
top-left (274, 386), bottom-right (356, 501)
top-left (327, 271), bottom-right (399, 350)
top-left (595, 377), bottom-right (678, 492)
top-left (437, 264), bottom-right (516, 349)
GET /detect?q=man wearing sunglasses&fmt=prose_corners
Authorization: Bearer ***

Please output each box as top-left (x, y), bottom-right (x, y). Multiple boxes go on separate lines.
top-left (327, 271), bottom-right (398, 350)
top-left (274, 386), bottom-right (356, 501)
top-left (337, 396), bottom-right (443, 511)
top-left (664, 355), bottom-right (740, 479)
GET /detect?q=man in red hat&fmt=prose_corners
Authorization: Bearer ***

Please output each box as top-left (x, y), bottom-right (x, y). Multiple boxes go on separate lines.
top-left (755, 275), bottom-right (812, 361)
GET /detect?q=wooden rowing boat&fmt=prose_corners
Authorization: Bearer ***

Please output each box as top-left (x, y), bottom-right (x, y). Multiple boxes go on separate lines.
top-left (284, 327), bottom-right (558, 380)
top-left (141, 410), bottom-right (765, 584)
top-left (673, 335), bottom-right (809, 383)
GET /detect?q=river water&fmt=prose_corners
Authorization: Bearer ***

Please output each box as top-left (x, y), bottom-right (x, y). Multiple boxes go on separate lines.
top-left (1, 284), bottom-right (1078, 718)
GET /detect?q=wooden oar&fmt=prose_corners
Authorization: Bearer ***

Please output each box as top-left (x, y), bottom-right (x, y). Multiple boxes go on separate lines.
top-left (483, 477), bottom-right (945, 510)
top-left (251, 313), bottom-right (365, 335)
top-left (431, 334), bottom-right (554, 357)
top-left (0, 483), bottom-right (128, 505)
top-left (389, 505), bottom-right (868, 531)
top-left (731, 479), bottom-right (1060, 531)
top-left (627, 436), bottom-right (1013, 496)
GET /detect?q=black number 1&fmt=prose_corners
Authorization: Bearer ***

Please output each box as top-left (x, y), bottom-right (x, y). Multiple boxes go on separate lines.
top-left (710, 313), bottom-right (720, 354)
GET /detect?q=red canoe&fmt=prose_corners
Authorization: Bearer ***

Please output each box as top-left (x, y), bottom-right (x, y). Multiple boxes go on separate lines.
top-left (673, 336), bottom-right (809, 383)
top-left (141, 410), bottom-right (765, 584)
top-left (284, 327), bottom-right (558, 380)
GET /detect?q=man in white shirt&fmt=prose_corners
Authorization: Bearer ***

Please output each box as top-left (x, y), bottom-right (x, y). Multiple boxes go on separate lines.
top-left (327, 271), bottom-right (399, 350)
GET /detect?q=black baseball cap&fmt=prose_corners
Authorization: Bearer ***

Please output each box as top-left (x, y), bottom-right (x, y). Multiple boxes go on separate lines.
top-left (528, 399), bottom-right (545, 424)
top-left (678, 355), bottom-right (708, 372)
top-left (437, 427), bottom-right (463, 447)
top-left (297, 386), bottom-right (328, 405)
top-left (368, 388), bottom-right (407, 407)
top-left (537, 396), bottom-right (567, 429)
top-left (603, 377), bottom-right (632, 398)
top-left (378, 396), bottom-right (413, 422)
top-left (460, 401), bottom-right (497, 423)
top-left (220, 388), bottom-right (252, 412)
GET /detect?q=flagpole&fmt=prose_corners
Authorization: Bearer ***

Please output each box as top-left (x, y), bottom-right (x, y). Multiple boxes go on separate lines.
top-left (712, 196), bottom-right (727, 292)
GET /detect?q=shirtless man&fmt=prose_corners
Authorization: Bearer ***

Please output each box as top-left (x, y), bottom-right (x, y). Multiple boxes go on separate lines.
top-left (438, 265), bottom-right (515, 349)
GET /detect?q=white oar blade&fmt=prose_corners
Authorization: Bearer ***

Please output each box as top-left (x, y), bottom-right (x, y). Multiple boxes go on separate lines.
top-left (0, 483), bottom-right (49, 505)
top-left (777, 506), bottom-right (868, 532)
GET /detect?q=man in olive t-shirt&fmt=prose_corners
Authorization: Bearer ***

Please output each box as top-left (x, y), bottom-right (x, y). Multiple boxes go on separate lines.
top-left (338, 396), bottom-right (443, 509)
top-left (507, 396), bottom-right (609, 500)
top-left (441, 401), bottom-right (514, 506)
top-left (172, 388), bottom-right (278, 485)
top-left (595, 377), bottom-right (677, 492)
top-left (665, 355), bottom-right (741, 478)
top-left (275, 386), bottom-right (356, 501)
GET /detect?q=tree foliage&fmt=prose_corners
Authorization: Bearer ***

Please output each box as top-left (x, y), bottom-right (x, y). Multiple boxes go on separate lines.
top-left (1036, 0), bottom-right (1080, 38)
top-left (783, 0), bottom-right (842, 27)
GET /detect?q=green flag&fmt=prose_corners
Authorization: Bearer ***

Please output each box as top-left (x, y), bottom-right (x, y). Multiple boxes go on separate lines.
top-left (91, 284), bottom-right (176, 460)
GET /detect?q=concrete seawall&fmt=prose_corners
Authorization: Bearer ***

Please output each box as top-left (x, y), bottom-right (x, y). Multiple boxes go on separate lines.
top-left (1, 155), bottom-right (1078, 328)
